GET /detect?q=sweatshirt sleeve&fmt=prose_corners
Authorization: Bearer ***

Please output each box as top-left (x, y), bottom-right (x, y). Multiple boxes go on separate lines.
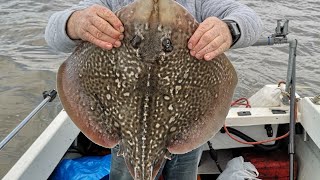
top-left (200, 0), bottom-right (263, 49)
top-left (44, 0), bottom-right (109, 53)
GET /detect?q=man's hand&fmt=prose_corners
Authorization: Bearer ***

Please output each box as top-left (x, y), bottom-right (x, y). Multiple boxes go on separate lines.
top-left (67, 4), bottom-right (124, 50)
top-left (188, 17), bottom-right (233, 61)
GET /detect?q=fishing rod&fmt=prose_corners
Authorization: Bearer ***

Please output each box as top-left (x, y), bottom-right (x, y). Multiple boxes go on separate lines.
top-left (0, 89), bottom-right (57, 151)
top-left (252, 19), bottom-right (297, 180)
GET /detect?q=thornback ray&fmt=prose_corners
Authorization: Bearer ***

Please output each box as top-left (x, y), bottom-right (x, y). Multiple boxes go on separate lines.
top-left (57, 0), bottom-right (238, 179)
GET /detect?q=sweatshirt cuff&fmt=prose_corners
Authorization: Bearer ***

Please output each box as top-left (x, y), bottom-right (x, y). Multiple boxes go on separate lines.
top-left (45, 9), bottom-right (80, 52)
top-left (223, 15), bottom-right (262, 49)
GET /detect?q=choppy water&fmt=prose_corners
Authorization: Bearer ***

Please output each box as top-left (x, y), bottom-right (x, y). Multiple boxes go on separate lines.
top-left (0, 0), bottom-right (319, 177)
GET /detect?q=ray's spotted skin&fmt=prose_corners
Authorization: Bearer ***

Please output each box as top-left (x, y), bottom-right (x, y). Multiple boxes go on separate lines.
top-left (57, 0), bottom-right (238, 179)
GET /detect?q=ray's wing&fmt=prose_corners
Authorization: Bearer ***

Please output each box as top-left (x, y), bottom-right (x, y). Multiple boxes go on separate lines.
top-left (155, 51), bottom-right (237, 154)
top-left (146, 3), bottom-right (239, 153)
top-left (57, 42), bottom-right (144, 148)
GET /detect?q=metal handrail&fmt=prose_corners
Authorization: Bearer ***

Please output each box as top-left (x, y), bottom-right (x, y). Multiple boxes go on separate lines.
top-left (0, 90), bottom-right (57, 151)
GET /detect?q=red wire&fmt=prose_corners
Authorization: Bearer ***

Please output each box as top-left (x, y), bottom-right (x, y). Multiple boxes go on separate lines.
top-left (226, 96), bottom-right (294, 145)
top-left (231, 97), bottom-right (251, 108)
top-left (223, 124), bottom-right (289, 145)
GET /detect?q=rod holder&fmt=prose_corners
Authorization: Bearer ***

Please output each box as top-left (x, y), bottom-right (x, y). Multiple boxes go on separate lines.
top-left (0, 90), bottom-right (57, 151)
top-left (252, 20), bottom-right (297, 180)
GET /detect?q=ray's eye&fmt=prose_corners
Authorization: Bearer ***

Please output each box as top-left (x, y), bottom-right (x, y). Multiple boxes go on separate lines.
top-left (162, 38), bottom-right (173, 53)
top-left (130, 35), bottom-right (142, 49)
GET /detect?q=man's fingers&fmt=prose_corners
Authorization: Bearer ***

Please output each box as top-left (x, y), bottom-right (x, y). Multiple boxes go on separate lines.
top-left (188, 17), bottom-right (234, 60)
top-left (195, 35), bottom-right (224, 59)
top-left (188, 20), bottom-right (214, 49)
top-left (87, 25), bottom-right (121, 47)
top-left (204, 42), bottom-right (230, 61)
top-left (95, 5), bottom-right (124, 33)
top-left (69, 5), bottom-right (125, 49)
top-left (90, 16), bottom-right (122, 40)
top-left (191, 29), bottom-right (219, 57)
top-left (83, 30), bottom-right (113, 50)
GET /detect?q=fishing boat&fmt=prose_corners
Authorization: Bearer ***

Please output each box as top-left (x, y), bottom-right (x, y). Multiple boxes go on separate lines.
top-left (1, 20), bottom-right (319, 180)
